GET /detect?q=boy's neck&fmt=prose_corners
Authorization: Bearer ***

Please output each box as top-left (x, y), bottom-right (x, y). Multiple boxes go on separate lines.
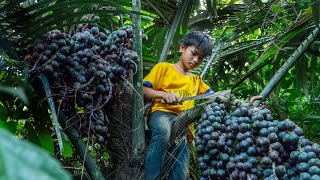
top-left (174, 61), bottom-right (190, 76)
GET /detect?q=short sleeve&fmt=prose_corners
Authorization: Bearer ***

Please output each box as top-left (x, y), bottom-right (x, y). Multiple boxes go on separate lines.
top-left (143, 63), bottom-right (166, 89)
top-left (198, 77), bottom-right (212, 94)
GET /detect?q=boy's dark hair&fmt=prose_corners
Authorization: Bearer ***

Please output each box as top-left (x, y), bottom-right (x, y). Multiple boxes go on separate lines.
top-left (183, 31), bottom-right (213, 57)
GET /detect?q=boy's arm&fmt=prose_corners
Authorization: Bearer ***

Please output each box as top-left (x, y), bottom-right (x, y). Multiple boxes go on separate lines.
top-left (143, 86), bottom-right (182, 104)
top-left (143, 86), bottom-right (165, 100)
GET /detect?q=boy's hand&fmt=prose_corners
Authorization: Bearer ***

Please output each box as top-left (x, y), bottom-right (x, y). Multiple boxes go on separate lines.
top-left (249, 95), bottom-right (264, 107)
top-left (249, 96), bottom-right (262, 105)
top-left (162, 92), bottom-right (182, 105)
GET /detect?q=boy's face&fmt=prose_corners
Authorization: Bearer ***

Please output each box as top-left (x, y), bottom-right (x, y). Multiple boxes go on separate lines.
top-left (180, 44), bottom-right (205, 70)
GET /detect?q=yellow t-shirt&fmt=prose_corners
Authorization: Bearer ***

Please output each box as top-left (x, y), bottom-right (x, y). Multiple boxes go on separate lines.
top-left (143, 62), bottom-right (212, 141)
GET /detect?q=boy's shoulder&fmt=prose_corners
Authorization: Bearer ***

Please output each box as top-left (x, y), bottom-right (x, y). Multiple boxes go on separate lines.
top-left (156, 62), bottom-right (172, 67)
top-left (152, 62), bottom-right (173, 70)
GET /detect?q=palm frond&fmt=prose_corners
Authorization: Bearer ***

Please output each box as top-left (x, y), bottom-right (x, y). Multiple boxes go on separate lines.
top-left (0, 0), bottom-right (138, 49)
top-left (311, 0), bottom-right (320, 25)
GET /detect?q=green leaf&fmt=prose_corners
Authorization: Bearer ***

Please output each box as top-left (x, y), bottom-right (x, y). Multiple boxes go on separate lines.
top-left (25, 124), bottom-right (54, 155)
top-left (0, 119), bottom-right (8, 130)
top-left (0, 128), bottom-right (71, 180)
top-left (38, 132), bottom-right (55, 155)
top-left (219, 38), bottom-right (271, 59)
top-left (3, 121), bottom-right (17, 134)
top-left (311, 0), bottom-right (320, 25)
top-left (306, 115), bottom-right (320, 119)
top-left (145, 0), bottom-right (169, 25)
top-left (0, 103), bottom-right (7, 121)
top-left (62, 139), bottom-right (73, 158)
top-left (102, 151), bottom-right (109, 159)
top-left (281, 76), bottom-right (294, 89)
top-left (0, 86), bottom-right (28, 105)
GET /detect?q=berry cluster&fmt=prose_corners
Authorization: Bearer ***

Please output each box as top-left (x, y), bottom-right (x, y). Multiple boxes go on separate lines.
top-left (27, 24), bottom-right (139, 144)
top-left (196, 102), bottom-right (320, 180)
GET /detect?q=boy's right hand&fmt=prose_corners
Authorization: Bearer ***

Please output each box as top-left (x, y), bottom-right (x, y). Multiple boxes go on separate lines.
top-left (162, 92), bottom-right (182, 105)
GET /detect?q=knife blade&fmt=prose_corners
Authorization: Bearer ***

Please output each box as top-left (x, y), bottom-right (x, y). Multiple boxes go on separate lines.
top-left (160, 90), bottom-right (231, 104)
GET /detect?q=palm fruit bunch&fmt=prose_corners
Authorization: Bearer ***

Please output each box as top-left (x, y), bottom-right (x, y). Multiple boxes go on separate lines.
top-left (195, 101), bottom-right (320, 180)
top-left (26, 24), bottom-right (140, 145)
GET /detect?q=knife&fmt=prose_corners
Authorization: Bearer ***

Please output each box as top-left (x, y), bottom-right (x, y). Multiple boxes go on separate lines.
top-left (160, 90), bottom-right (231, 104)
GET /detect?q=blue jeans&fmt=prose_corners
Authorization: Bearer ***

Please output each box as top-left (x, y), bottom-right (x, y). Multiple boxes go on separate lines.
top-left (144, 111), bottom-right (190, 180)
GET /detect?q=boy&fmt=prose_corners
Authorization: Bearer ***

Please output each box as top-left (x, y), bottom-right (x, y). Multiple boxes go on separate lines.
top-left (143, 31), bottom-right (213, 180)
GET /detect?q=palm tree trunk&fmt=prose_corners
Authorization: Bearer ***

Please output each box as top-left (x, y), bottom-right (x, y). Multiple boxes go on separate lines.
top-left (131, 0), bottom-right (145, 160)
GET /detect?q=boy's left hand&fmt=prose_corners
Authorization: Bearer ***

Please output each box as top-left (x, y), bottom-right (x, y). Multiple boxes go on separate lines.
top-left (249, 95), bottom-right (264, 107)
